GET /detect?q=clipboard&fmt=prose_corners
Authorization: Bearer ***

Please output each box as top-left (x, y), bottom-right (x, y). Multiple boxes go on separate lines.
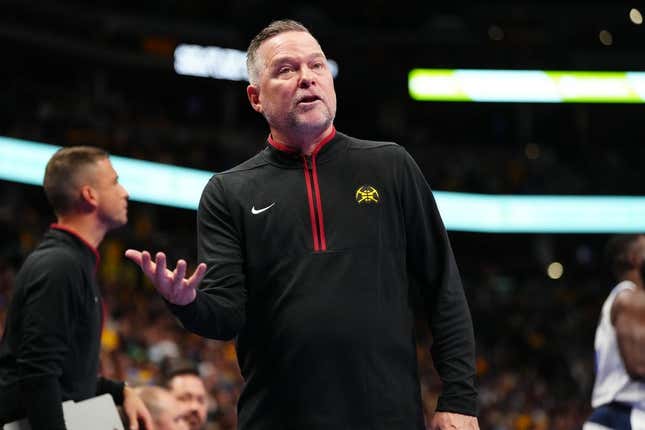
top-left (3, 394), bottom-right (124, 430)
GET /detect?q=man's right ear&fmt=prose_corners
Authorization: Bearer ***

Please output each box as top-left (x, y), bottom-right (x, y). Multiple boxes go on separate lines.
top-left (79, 185), bottom-right (98, 211)
top-left (246, 85), bottom-right (263, 113)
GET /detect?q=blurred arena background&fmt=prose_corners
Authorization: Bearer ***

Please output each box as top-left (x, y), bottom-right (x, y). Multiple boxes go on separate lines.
top-left (1, 1), bottom-right (644, 429)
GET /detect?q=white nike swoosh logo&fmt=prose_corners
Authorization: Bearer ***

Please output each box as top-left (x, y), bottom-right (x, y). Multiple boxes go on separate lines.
top-left (251, 202), bottom-right (275, 215)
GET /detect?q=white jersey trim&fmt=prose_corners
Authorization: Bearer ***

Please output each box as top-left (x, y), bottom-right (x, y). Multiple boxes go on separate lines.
top-left (591, 280), bottom-right (645, 410)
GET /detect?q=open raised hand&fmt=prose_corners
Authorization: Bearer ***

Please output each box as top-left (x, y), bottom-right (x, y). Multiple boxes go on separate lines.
top-left (125, 250), bottom-right (206, 305)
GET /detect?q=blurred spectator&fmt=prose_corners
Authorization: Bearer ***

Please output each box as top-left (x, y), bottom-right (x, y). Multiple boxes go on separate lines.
top-left (161, 359), bottom-right (210, 430)
top-left (136, 386), bottom-right (189, 430)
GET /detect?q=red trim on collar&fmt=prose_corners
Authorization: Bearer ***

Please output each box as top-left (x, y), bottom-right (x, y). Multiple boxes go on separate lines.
top-left (268, 135), bottom-right (298, 153)
top-left (268, 126), bottom-right (336, 154)
top-left (50, 224), bottom-right (101, 270)
top-left (312, 127), bottom-right (336, 156)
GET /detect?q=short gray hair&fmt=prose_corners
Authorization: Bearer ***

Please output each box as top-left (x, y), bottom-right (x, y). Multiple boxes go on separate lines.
top-left (246, 19), bottom-right (311, 85)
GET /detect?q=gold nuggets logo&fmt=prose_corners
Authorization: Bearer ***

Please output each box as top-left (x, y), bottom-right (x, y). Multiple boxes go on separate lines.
top-left (355, 185), bottom-right (380, 204)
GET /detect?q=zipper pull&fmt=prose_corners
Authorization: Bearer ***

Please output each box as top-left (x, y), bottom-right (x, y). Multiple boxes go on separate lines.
top-left (303, 155), bottom-right (313, 170)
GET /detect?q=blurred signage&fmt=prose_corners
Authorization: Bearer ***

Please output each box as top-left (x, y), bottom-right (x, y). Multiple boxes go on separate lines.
top-left (2, 136), bottom-right (644, 233)
top-left (409, 69), bottom-right (645, 103)
top-left (174, 44), bottom-right (339, 81)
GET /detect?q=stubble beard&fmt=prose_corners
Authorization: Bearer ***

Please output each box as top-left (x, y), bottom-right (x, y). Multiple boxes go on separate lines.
top-left (289, 108), bottom-right (333, 135)
top-left (99, 208), bottom-right (127, 231)
top-left (265, 103), bottom-right (335, 139)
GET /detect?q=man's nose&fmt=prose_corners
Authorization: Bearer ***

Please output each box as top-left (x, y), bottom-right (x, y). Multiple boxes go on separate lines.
top-left (299, 66), bottom-right (316, 87)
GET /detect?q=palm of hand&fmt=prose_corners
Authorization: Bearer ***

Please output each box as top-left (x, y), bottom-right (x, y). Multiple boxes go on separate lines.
top-left (124, 249), bottom-right (206, 306)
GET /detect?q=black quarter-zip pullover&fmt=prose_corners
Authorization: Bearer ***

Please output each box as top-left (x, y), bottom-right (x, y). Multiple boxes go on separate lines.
top-left (0, 227), bottom-right (125, 429)
top-left (170, 129), bottom-right (477, 429)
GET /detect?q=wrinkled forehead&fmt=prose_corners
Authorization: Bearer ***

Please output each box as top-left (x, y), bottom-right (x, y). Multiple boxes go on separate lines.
top-left (258, 31), bottom-right (325, 66)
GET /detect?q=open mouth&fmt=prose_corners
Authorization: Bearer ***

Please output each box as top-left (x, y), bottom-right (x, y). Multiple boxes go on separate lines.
top-left (298, 95), bottom-right (321, 104)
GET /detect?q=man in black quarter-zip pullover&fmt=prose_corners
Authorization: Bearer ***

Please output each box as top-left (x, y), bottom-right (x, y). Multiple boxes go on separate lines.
top-left (0, 146), bottom-right (152, 430)
top-left (126, 19), bottom-right (480, 430)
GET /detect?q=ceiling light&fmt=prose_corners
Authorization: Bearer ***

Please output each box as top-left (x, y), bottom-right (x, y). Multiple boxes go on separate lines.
top-left (599, 30), bottom-right (613, 46)
top-left (630, 8), bottom-right (643, 25)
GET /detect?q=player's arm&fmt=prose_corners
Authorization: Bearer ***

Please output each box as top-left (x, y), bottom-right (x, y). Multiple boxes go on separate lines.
top-left (612, 290), bottom-right (645, 379)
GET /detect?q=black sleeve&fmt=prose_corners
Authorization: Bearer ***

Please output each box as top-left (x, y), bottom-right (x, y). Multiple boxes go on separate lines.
top-left (17, 255), bottom-right (81, 430)
top-left (95, 377), bottom-right (125, 405)
top-left (398, 148), bottom-right (478, 416)
top-left (20, 376), bottom-right (66, 430)
top-left (168, 176), bottom-right (247, 340)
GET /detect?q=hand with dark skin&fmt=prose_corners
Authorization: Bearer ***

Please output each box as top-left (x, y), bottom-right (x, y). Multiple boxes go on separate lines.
top-left (611, 234), bottom-right (645, 380)
top-left (613, 289), bottom-right (645, 379)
